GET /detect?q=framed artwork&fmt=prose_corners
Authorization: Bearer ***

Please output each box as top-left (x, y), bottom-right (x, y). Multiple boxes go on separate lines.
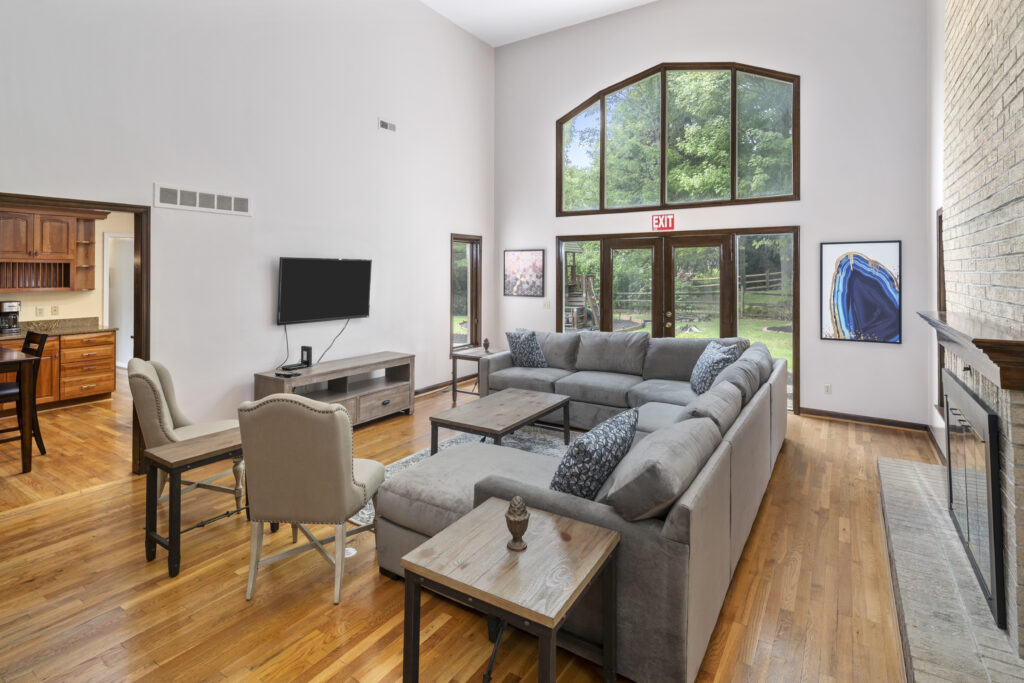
top-left (820, 240), bottom-right (901, 343)
top-left (504, 249), bottom-right (545, 297)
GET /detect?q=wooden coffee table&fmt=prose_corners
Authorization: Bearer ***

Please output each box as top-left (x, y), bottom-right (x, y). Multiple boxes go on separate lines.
top-left (402, 497), bottom-right (620, 682)
top-left (429, 388), bottom-right (570, 455)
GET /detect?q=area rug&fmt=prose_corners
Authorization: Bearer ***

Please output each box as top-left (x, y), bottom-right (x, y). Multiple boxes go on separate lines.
top-left (349, 426), bottom-right (575, 526)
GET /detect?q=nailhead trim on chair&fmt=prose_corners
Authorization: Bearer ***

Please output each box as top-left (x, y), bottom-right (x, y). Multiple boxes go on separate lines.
top-left (238, 397), bottom-right (371, 509)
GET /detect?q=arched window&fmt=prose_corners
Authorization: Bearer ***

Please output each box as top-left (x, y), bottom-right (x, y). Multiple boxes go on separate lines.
top-left (557, 63), bottom-right (799, 215)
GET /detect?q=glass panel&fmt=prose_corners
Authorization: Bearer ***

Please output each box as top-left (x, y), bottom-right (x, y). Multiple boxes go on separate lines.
top-left (610, 247), bottom-right (653, 334)
top-left (948, 410), bottom-right (969, 548)
top-left (561, 240), bottom-right (601, 331)
top-left (737, 233), bottom-right (794, 407)
top-left (451, 241), bottom-right (471, 348)
top-left (605, 73), bottom-right (661, 209)
top-left (665, 70), bottom-right (731, 203)
top-left (561, 101), bottom-right (601, 212)
top-left (672, 246), bottom-right (721, 338)
top-left (736, 71), bottom-right (794, 199)
top-left (964, 420), bottom-right (992, 591)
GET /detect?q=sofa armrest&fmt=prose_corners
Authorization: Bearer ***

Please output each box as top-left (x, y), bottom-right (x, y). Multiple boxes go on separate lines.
top-left (478, 351), bottom-right (512, 397)
top-left (473, 475), bottom-right (668, 544)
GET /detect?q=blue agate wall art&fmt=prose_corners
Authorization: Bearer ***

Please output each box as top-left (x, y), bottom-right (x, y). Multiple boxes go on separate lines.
top-left (820, 241), bottom-right (901, 344)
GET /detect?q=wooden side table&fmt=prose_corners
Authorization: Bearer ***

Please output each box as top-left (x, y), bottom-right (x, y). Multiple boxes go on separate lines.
top-left (450, 346), bottom-right (503, 404)
top-left (401, 497), bottom-right (619, 682)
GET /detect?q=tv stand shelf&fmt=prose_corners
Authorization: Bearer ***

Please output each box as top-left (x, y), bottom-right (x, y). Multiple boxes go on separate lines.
top-left (254, 351), bottom-right (414, 425)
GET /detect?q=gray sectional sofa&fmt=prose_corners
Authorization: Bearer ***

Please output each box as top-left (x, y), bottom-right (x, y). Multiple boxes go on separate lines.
top-left (375, 330), bottom-right (788, 682)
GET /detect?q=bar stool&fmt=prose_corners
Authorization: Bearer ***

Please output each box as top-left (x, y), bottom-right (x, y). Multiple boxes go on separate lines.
top-left (0, 332), bottom-right (47, 454)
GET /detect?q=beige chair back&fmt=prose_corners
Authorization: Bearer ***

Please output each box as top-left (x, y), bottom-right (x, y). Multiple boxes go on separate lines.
top-left (128, 358), bottom-right (189, 449)
top-left (238, 394), bottom-right (364, 525)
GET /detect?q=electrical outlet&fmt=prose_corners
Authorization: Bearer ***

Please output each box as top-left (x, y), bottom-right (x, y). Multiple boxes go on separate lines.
top-left (824, 384), bottom-right (832, 395)
top-left (543, 300), bottom-right (551, 310)
top-left (35, 306), bottom-right (45, 317)
top-left (51, 305), bottom-right (59, 316)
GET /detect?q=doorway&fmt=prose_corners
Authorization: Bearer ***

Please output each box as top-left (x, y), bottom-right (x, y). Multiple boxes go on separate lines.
top-left (104, 232), bottom-right (134, 368)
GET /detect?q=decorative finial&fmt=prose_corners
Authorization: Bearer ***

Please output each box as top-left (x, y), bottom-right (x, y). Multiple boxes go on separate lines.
top-left (505, 496), bottom-right (530, 552)
top-left (483, 338), bottom-right (490, 352)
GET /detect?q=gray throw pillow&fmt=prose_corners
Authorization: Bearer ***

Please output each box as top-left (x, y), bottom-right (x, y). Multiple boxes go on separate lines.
top-left (505, 330), bottom-right (547, 368)
top-left (605, 417), bottom-right (722, 521)
top-left (550, 409), bottom-right (638, 499)
top-left (689, 340), bottom-right (739, 394)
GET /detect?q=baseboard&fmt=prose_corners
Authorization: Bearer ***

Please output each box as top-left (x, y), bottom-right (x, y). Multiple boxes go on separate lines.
top-left (415, 373), bottom-right (477, 396)
top-left (926, 426), bottom-right (947, 466)
top-left (800, 407), bottom-right (929, 432)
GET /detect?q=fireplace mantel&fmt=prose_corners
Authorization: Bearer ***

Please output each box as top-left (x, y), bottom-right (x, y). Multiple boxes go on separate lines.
top-left (919, 310), bottom-right (1024, 391)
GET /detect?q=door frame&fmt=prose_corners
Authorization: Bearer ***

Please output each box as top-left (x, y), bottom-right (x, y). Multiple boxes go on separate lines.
top-left (555, 225), bottom-right (800, 412)
top-left (0, 191), bottom-right (151, 472)
top-left (664, 233), bottom-right (736, 338)
top-left (600, 237), bottom-right (665, 335)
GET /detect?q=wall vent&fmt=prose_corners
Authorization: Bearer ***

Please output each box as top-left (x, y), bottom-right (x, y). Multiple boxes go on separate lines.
top-left (153, 183), bottom-right (252, 216)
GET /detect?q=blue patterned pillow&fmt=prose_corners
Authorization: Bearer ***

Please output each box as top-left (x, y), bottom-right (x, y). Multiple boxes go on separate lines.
top-left (506, 330), bottom-right (547, 368)
top-left (550, 409), bottom-right (638, 499)
top-left (690, 341), bottom-right (739, 394)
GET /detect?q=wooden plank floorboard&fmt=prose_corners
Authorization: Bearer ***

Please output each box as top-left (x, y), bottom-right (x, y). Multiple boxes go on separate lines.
top-left (0, 378), bottom-right (938, 681)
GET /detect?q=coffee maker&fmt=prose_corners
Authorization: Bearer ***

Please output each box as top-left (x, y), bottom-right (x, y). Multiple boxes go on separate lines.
top-left (0, 301), bottom-right (21, 334)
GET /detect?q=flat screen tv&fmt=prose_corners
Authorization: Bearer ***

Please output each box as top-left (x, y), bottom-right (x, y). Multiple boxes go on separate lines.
top-left (277, 257), bottom-right (371, 325)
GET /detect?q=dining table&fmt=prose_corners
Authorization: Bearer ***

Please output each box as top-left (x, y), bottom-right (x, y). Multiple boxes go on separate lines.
top-left (0, 346), bottom-right (40, 474)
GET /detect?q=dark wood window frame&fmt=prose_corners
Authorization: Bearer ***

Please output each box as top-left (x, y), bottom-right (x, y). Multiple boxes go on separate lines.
top-left (556, 226), bottom-right (800, 412)
top-left (450, 233), bottom-right (481, 353)
top-left (556, 62), bottom-right (800, 217)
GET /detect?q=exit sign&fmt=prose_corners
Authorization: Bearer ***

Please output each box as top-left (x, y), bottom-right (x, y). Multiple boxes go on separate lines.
top-left (651, 214), bottom-right (674, 231)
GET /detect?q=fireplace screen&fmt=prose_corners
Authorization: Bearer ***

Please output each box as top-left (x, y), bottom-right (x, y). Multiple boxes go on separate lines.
top-left (944, 369), bottom-right (1004, 627)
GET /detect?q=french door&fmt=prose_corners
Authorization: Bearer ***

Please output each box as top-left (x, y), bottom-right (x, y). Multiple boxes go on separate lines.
top-left (600, 235), bottom-right (734, 338)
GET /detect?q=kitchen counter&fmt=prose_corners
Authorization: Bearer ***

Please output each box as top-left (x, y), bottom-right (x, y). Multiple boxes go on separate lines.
top-left (0, 317), bottom-right (117, 341)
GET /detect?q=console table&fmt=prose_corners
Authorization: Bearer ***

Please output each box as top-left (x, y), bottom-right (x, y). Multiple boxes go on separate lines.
top-left (254, 351), bottom-right (414, 425)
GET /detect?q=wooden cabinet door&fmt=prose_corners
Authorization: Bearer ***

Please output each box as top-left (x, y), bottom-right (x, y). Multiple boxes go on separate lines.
top-left (0, 338), bottom-right (60, 409)
top-left (34, 215), bottom-right (75, 260)
top-left (0, 212), bottom-right (33, 259)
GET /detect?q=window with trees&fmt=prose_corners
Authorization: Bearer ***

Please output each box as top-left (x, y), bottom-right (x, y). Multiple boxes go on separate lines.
top-left (557, 63), bottom-right (799, 215)
top-left (451, 234), bottom-right (481, 350)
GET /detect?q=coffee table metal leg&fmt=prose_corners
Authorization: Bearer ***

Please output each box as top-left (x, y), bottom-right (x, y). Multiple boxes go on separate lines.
top-left (563, 403), bottom-right (570, 445)
top-left (602, 553), bottom-right (617, 682)
top-left (404, 574), bottom-right (421, 682)
top-left (494, 434), bottom-right (502, 446)
top-left (168, 470), bottom-right (182, 577)
top-left (539, 629), bottom-right (557, 682)
top-left (145, 460), bottom-right (157, 561)
top-left (430, 422), bottom-right (438, 455)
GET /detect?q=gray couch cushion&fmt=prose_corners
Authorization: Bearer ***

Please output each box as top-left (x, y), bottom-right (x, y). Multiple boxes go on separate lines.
top-left (575, 330), bottom-right (649, 375)
top-left (604, 417), bottom-right (722, 520)
top-left (642, 336), bottom-right (749, 381)
top-left (489, 366), bottom-right (573, 393)
top-left (534, 331), bottom-right (581, 371)
top-left (554, 371), bottom-right (643, 408)
top-left (636, 401), bottom-right (688, 434)
top-left (627, 379), bottom-right (697, 408)
top-left (712, 356), bottom-right (762, 404)
top-left (744, 342), bottom-right (774, 384)
top-left (550, 409), bottom-right (637, 499)
top-left (682, 381), bottom-right (742, 435)
top-left (377, 443), bottom-right (559, 537)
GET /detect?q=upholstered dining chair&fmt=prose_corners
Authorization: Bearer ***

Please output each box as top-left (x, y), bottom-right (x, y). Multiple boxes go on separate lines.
top-left (127, 358), bottom-right (244, 509)
top-left (0, 331), bottom-right (48, 454)
top-left (237, 393), bottom-right (385, 604)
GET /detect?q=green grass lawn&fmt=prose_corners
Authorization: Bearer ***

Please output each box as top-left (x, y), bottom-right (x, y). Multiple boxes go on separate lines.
top-left (676, 317), bottom-right (793, 367)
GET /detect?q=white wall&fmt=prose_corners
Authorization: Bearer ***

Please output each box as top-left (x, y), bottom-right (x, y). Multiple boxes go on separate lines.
top-left (926, 0), bottom-right (947, 448)
top-left (494, 0), bottom-right (934, 423)
top-left (0, 0), bottom-right (495, 419)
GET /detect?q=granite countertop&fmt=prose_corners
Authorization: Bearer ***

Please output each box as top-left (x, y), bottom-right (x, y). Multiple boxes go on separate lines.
top-left (0, 317), bottom-right (117, 341)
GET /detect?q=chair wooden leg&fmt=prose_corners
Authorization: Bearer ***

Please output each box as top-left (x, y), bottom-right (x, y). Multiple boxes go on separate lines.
top-left (291, 524), bottom-right (299, 544)
top-left (246, 522), bottom-right (264, 600)
top-left (232, 456), bottom-right (244, 511)
top-left (31, 410), bottom-right (44, 455)
top-left (334, 523), bottom-right (346, 605)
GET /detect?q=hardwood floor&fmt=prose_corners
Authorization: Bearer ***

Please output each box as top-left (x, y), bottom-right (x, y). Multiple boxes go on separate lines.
top-left (0, 378), bottom-right (939, 681)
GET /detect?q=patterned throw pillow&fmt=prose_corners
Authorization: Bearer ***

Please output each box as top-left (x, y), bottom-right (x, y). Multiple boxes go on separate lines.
top-left (690, 341), bottom-right (739, 394)
top-left (550, 409), bottom-right (638, 499)
top-left (506, 330), bottom-right (547, 368)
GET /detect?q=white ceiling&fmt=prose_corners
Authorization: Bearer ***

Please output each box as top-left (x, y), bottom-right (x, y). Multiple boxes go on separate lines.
top-left (418, 0), bottom-right (659, 47)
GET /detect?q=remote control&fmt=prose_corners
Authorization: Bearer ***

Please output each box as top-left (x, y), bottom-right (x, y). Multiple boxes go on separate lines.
top-left (275, 371), bottom-right (300, 378)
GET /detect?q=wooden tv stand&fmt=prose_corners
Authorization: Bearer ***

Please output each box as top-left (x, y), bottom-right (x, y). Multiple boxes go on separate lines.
top-left (253, 351), bottom-right (414, 425)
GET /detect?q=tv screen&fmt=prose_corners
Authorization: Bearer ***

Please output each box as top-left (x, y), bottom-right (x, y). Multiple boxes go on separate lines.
top-left (277, 257), bottom-right (371, 325)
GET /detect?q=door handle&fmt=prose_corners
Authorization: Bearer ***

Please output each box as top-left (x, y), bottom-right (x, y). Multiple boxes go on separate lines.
top-left (81, 352), bottom-right (98, 357)
top-left (81, 384), bottom-right (97, 389)
top-left (382, 399), bottom-right (391, 406)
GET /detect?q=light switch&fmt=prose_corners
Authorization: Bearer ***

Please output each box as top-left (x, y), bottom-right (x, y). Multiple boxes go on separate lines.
top-left (51, 305), bottom-right (59, 316)
top-left (35, 306), bottom-right (45, 317)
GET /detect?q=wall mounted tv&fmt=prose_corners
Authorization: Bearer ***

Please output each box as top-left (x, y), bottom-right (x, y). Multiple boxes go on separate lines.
top-left (277, 257), bottom-right (371, 325)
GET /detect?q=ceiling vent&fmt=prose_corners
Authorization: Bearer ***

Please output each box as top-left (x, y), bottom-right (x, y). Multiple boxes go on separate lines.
top-left (153, 183), bottom-right (251, 217)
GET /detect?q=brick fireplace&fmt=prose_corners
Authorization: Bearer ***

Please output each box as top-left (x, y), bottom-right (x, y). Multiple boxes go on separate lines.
top-left (940, 0), bottom-right (1024, 656)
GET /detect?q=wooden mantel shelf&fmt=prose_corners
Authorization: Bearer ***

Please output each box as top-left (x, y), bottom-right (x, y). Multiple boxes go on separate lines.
top-left (919, 310), bottom-right (1024, 391)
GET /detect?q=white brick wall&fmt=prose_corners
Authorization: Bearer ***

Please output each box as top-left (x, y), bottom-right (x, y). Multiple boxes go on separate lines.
top-left (944, 0), bottom-right (1024, 655)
